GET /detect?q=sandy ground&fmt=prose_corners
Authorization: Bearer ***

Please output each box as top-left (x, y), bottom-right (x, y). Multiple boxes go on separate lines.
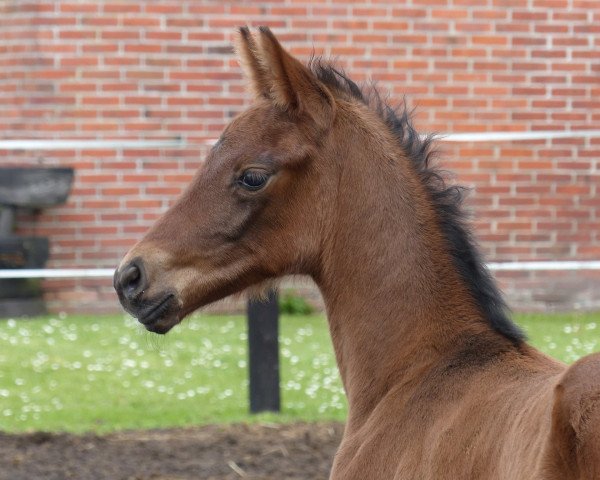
top-left (0, 422), bottom-right (344, 480)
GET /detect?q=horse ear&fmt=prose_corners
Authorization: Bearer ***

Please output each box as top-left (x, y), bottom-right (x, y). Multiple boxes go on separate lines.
top-left (235, 26), bottom-right (335, 131)
top-left (234, 26), bottom-right (271, 100)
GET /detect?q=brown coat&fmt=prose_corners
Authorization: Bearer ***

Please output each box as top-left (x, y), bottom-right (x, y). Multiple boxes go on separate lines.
top-left (115, 28), bottom-right (600, 479)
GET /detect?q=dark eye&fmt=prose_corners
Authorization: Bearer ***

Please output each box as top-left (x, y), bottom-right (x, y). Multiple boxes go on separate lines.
top-left (238, 169), bottom-right (270, 191)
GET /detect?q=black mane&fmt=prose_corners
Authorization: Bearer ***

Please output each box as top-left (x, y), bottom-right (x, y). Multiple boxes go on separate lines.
top-left (310, 60), bottom-right (525, 345)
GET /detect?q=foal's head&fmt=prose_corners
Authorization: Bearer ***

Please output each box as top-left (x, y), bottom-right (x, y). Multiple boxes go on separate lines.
top-left (114, 27), bottom-right (342, 333)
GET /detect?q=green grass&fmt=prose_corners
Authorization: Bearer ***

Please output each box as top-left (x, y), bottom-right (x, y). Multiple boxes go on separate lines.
top-left (518, 312), bottom-right (600, 363)
top-left (0, 311), bottom-right (599, 433)
top-left (0, 313), bottom-right (344, 433)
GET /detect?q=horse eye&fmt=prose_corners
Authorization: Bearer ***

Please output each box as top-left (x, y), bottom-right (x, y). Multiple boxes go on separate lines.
top-left (238, 169), bottom-right (270, 191)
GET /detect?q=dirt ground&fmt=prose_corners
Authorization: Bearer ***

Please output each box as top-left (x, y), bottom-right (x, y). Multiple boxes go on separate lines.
top-left (0, 422), bottom-right (343, 480)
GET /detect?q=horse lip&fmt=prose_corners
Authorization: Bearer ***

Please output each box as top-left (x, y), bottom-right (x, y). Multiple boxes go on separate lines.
top-left (138, 294), bottom-right (176, 326)
top-left (145, 319), bottom-right (176, 334)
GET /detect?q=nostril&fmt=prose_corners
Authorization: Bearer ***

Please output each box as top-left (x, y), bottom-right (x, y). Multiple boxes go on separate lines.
top-left (121, 264), bottom-right (141, 291)
top-left (116, 260), bottom-right (148, 301)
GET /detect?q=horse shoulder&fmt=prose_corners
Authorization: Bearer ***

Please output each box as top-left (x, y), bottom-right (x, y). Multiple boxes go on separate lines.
top-left (541, 352), bottom-right (600, 480)
top-left (331, 342), bottom-right (567, 480)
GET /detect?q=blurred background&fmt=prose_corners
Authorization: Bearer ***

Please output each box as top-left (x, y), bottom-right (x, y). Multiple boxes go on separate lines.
top-left (1, 0), bottom-right (599, 314)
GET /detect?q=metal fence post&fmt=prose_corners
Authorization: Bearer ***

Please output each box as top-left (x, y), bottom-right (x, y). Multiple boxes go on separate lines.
top-left (247, 290), bottom-right (280, 413)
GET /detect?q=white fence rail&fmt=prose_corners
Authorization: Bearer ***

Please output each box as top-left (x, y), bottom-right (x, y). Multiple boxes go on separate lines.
top-left (2, 262), bottom-right (600, 279)
top-left (1, 131), bottom-right (600, 279)
top-left (0, 139), bottom-right (188, 150)
top-left (1, 130), bottom-right (600, 150)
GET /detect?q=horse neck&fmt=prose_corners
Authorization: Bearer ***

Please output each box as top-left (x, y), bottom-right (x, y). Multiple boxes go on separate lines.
top-left (313, 123), bottom-right (491, 431)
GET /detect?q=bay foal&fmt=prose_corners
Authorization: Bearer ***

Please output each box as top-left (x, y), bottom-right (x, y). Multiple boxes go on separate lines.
top-left (115, 28), bottom-right (600, 479)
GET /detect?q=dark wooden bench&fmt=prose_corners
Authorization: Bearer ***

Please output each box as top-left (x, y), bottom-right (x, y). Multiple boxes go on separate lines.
top-left (0, 167), bottom-right (74, 317)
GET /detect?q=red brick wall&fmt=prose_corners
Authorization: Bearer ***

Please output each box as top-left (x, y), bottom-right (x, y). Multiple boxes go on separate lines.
top-left (1, 0), bottom-right (599, 312)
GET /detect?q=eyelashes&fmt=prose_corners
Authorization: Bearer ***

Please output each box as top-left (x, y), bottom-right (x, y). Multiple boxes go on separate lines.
top-left (237, 169), bottom-right (271, 191)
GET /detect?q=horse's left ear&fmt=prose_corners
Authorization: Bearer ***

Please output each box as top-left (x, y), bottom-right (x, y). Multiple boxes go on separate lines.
top-left (236, 26), bottom-right (335, 132)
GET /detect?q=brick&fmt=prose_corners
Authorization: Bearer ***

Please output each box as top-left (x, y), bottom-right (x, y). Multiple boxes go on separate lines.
top-left (101, 30), bottom-right (140, 40)
top-left (512, 11), bottom-right (548, 21)
top-left (103, 3), bottom-right (141, 13)
top-left (122, 16), bottom-right (161, 27)
top-left (125, 199), bottom-right (163, 209)
top-left (531, 50), bottom-right (567, 59)
top-left (495, 23), bottom-right (530, 33)
top-left (472, 35), bottom-right (508, 46)
top-left (552, 88), bottom-right (586, 96)
top-left (512, 36), bottom-right (546, 46)
top-left (81, 15), bottom-right (119, 27)
top-left (553, 37), bottom-right (589, 47)
top-left (146, 31), bottom-right (182, 41)
top-left (535, 24), bottom-right (569, 34)
top-left (31, 15), bottom-right (76, 26)
top-left (433, 10), bottom-right (469, 19)
top-left (2, 0), bottom-right (599, 313)
top-left (124, 44), bottom-right (162, 54)
top-left (497, 221), bottom-right (539, 234)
